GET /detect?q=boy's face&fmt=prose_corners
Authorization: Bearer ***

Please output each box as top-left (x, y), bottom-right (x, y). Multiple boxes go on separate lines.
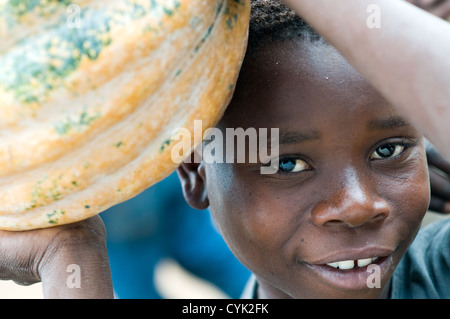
top-left (178, 39), bottom-right (430, 298)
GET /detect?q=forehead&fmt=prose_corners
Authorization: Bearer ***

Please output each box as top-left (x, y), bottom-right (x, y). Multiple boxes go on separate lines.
top-left (222, 39), bottom-right (397, 130)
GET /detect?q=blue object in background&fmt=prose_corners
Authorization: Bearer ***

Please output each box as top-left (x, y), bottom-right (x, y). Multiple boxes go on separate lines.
top-left (101, 172), bottom-right (250, 299)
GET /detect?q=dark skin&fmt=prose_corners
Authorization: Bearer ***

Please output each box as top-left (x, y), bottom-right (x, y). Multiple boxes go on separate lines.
top-left (177, 39), bottom-right (431, 299)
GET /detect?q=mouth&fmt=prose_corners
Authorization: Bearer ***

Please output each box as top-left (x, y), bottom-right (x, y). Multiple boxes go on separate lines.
top-left (302, 248), bottom-right (395, 291)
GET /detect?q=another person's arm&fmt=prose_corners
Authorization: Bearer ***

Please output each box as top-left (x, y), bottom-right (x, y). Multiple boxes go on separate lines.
top-left (0, 216), bottom-right (113, 298)
top-left (281, 0), bottom-right (450, 159)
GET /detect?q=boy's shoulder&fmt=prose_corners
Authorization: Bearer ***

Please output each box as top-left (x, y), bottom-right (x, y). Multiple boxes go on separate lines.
top-left (391, 218), bottom-right (450, 299)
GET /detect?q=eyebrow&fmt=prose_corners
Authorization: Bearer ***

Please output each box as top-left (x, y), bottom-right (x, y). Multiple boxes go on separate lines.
top-left (279, 130), bottom-right (321, 144)
top-left (368, 116), bottom-right (412, 130)
top-left (277, 116), bottom-right (410, 145)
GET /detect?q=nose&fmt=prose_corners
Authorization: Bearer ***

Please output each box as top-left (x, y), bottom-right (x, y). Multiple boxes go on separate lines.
top-left (311, 168), bottom-right (390, 228)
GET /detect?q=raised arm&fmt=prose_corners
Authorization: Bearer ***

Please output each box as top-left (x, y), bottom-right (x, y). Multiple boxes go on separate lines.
top-left (281, 0), bottom-right (450, 159)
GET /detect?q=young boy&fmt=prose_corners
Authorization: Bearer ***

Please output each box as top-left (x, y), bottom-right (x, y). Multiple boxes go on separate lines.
top-left (176, 0), bottom-right (449, 299)
top-left (0, 0), bottom-right (449, 298)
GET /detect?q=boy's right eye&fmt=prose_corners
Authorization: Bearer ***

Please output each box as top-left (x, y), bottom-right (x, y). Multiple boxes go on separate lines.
top-left (279, 158), bottom-right (310, 173)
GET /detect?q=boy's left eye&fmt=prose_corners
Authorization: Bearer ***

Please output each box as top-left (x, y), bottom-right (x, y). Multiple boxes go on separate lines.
top-left (371, 143), bottom-right (406, 160)
top-left (279, 158), bottom-right (310, 173)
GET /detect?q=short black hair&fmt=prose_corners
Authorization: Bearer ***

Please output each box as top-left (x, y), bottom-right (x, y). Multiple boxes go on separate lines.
top-left (248, 0), bottom-right (322, 50)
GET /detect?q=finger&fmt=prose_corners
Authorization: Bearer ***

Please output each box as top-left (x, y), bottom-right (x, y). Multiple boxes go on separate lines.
top-left (444, 202), bottom-right (450, 214)
top-left (428, 196), bottom-right (450, 214)
top-left (408, 0), bottom-right (450, 18)
top-left (429, 168), bottom-right (450, 199)
top-left (429, 195), bottom-right (446, 213)
top-left (408, 0), bottom-right (442, 9)
top-left (428, 2), bottom-right (450, 19)
top-left (426, 144), bottom-right (450, 174)
top-left (405, 0), bottom-right (423, 6)
top-left (424, 0), bottom-right (441, 7)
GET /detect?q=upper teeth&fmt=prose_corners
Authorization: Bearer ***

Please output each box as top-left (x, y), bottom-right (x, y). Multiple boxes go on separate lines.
top-left (326, 257), bottom-right (378, 270)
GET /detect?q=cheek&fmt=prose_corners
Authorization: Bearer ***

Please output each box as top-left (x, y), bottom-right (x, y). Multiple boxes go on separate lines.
top-left (382, 158), bottom-right (430, 239)
top-left (207, 168), bottom-right (294, 273)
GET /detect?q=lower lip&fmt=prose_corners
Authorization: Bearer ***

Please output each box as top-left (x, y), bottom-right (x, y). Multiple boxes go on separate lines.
top-left (302, 256), bottom-right (392, 291)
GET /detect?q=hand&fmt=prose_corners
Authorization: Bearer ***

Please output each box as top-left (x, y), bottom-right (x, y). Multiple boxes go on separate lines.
top-left (406, 0), bottom-right (450, 19)
top-left (426, 140), bottom-right (450, 214)
top-left (0, 216), bottom-right (113, 298)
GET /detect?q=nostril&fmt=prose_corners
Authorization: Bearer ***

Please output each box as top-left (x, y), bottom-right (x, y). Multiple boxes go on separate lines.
top-left (372, 212), bottom-right (388, 222)
top-left (323, 219), bottom-right (344, 226)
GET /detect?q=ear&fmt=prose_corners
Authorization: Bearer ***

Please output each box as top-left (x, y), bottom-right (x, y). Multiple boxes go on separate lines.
top-left (176, 159), bottom-right (209, 210)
